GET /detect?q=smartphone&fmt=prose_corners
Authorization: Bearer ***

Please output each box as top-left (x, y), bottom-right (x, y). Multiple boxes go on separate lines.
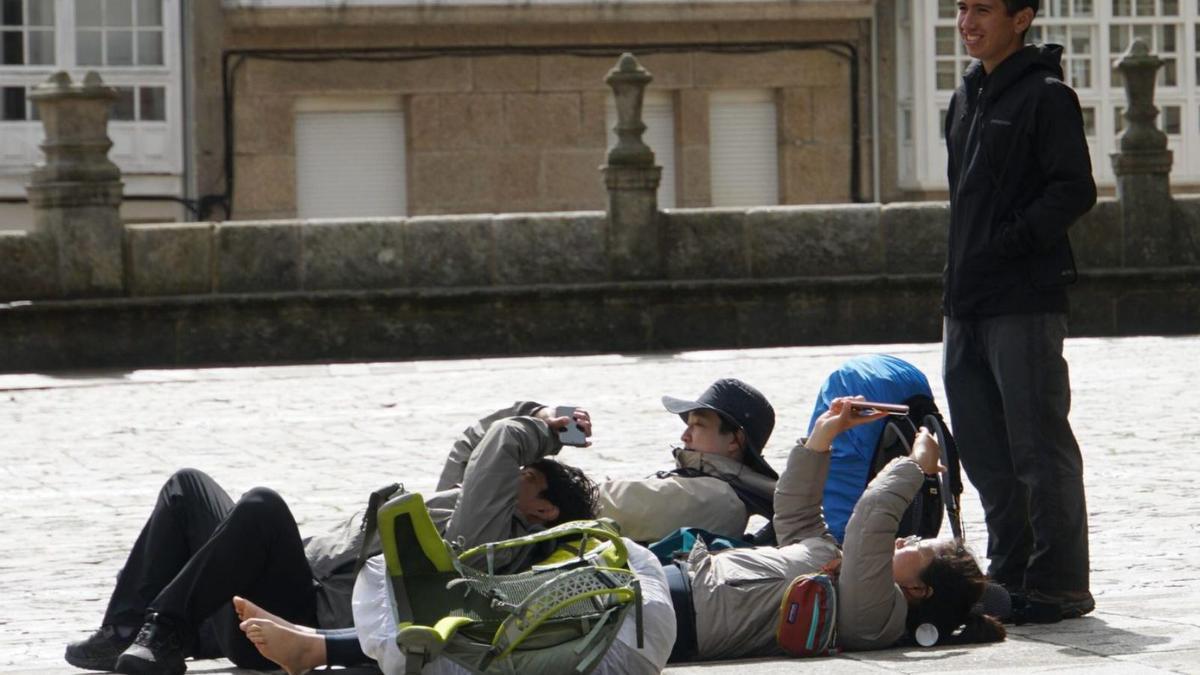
top-left (554, 406), bottom-right (587, 446)
top-left (847, 400), bottom-right (910, 416)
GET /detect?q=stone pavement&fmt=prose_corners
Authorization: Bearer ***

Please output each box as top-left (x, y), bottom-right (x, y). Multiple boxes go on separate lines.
top-left (2, 335), bottom-right (1199, 674)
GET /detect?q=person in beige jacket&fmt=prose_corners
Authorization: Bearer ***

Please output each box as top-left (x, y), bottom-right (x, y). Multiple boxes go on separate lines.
top-left (674, 397), bottom-right (1006, 661)
top-left (598, 378), bottom-right (780, 543)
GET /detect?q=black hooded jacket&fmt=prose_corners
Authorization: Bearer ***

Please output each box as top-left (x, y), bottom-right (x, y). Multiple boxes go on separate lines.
top-left (944, 44), bottom-right (1096, 318)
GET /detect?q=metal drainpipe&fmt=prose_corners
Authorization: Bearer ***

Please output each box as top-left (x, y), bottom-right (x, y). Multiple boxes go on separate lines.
top-left (871, 0), bottom-right (882, 203)
top-left (179, 0), bottom-right (194, 222)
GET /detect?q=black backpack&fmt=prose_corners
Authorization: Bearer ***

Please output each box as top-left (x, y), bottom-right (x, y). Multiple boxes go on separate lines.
top-left (866, 394), bottom-right (964, 540)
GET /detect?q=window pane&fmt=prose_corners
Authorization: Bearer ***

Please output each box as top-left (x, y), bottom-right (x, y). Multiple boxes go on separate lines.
top-left (1047, 25), bottom-right (1068, 44)
top-left (136, 0), bottom-right (161, 26)
top-left (1071, 28), bottom-right (1092, 54)
top-left (1163, 106), bottom-right (1180, 134)
top-left (1114, 106), bottom-right (1125, 134)
top-left (105, 0), bottom-right (133, 26)
top-left (1075, 0), bottom-right (1094, 15)
top-left (1133, 24), bottom-right (1152, 45)
top-left (138, 85), bottom-right (164, 120)
top-left (2, 86), bottom-right (25, 120)
top-left (1, 29), bottom-right (22, 65)
top-left (1, 0), bottom-right (21, 26)
top-left (1162, 0), bottom-right (1179, 13)
top-left (1081, 106), bottom-right (1096, 136)
top-left (28, 29), bottom-right (52, 64)
top-left (76, 29), bottom-right (102, 64)
top-left (937, 60), bottom-right (957, 90)
top-left (106, 29), bottom-right (131, 65)
top-left (28, 0), bottom-right (53, 25)
top-left (938, 0), bottom-right (956, 18)
top-left (936, 27), bottom-right (957, 56)
top-left (76, 0), bottom-right (103, 26)
top-left (1113, 0), bottom-right (1132, 15)
top-left (1110, 25), bottom-right (1127, 54)
top-left (1134, 0), bottom-right (1153, 13)
top-left (1028, 26), bottom-right (1044, 43)
top-left (136, 29), bottom-right (160, 65)
top-left (1071, 59), bottom-right (1093, 88)
top-left (110, 86), bottom-right (134, 120)
top-left (1161, 58), bottom-right (1177, 85)
top-left (1160, 25), bottom-right (1177, 52)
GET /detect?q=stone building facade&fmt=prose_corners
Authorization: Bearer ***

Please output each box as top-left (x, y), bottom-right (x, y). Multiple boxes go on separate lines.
top-left (189, 0), bottom-right (878, 221)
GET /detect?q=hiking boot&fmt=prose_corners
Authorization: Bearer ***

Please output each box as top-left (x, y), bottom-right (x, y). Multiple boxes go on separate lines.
top-left (64, 625), bottom-right (135, 671)
top-left (114, 613), bottom-right (186, 675)
top-left (1028, 589), bottom-right (1095, 619)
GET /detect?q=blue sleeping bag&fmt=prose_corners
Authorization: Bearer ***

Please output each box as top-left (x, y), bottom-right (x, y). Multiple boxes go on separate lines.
top-left (807, 354), bottom-right (932, 543)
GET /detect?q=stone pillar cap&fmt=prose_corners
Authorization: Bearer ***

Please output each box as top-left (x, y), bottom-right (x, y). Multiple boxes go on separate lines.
top-left (1116, 39), bottom-right (1162, 69)
top-left (30, 71), bottom-right (117, 101)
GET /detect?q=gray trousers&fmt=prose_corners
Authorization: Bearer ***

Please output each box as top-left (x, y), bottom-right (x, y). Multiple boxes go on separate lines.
top-left (942, 313), bottom-right (1090, 593)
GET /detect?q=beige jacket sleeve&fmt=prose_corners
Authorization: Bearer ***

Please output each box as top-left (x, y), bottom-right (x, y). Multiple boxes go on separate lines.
top-left (836, 456), bottom-right (924, 651)
top-left (772, 443), bottom-right (834, 545)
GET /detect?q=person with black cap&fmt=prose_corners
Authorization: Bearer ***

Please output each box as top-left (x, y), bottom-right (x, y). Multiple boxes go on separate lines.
top-left (597, 378), bottom-right (780, 544)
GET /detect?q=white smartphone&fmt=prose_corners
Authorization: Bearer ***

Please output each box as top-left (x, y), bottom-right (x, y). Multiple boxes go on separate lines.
top-left (554, 406), bottom-right (587, 446)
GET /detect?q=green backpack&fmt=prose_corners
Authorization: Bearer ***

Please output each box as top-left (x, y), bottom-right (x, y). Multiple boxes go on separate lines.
top-left (374, 491), bottom-right (643, 675)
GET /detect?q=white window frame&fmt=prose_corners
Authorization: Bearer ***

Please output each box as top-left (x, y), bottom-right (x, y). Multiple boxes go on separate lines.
top-left (899, 0), bottom-right (1199, 191)
top-left (0, 0), bottom-right (182, 198)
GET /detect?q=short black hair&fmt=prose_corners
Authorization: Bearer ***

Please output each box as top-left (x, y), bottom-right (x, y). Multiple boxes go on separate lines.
top-left (1003, 0), bottom-right (1039, 15)
top-left (528, 458), bottom-right (599, 526)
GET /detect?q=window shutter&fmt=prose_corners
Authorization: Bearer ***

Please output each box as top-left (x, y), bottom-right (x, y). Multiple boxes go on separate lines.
top-left (709, 90), bottom-right (779, 207)
top-left (294, 108), bottom-right (407, 218)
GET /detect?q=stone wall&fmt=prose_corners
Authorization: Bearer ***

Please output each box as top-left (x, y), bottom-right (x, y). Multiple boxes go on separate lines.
top-left (3, 196), bottom-right (1198, 372)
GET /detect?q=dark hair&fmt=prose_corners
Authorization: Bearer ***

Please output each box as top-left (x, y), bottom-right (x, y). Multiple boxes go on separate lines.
top-left (905, 541), bottom-right (1007, 645)
top-left (1003, 0), bottom-right (1039, 14)
top-left (528, 458), bottom-right (599, 526)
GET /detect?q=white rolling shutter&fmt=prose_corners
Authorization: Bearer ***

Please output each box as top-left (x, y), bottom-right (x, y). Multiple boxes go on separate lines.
top-left (709, 90), bottom-right (779, 207)
top-left (607, 91), bottom-right (677, 208)
top-left (294, 99), bottom-right (406, 218)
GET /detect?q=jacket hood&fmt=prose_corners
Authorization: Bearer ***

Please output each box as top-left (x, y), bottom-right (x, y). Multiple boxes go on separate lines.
top-left (965, 43), bottom-right (1064, 103)
top-left (673, 447), bottom-right (778, 496)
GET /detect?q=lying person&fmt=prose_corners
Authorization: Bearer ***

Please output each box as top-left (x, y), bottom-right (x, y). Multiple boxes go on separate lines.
top-left (64, 403), bottom-right (598, 675)
top-left (598, 378), bottom-right (779, 542)
top-left (670, 396), bottom-right (1006, 661)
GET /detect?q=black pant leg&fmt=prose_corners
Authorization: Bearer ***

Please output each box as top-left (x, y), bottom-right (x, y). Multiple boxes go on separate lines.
top-left (943, 317), bottom-right (1034, 587)
top-left (984, 313), bottom-right (1090, 594)
top-left (148, 486), bottom-right (319, 669)
top-left (102, 469), bottom-right (236, 630)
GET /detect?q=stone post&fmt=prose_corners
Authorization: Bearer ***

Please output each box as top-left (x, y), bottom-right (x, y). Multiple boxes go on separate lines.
top-left (603, 53), bottom-right (662, 280)
top-left (1111, 39), bottom-right (1173, 267)
top-left (26, 71), bottom-right (124, 296)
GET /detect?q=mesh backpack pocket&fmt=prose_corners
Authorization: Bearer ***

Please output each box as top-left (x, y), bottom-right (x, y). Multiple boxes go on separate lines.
top-left (776, 573), bottom-right (839, 657)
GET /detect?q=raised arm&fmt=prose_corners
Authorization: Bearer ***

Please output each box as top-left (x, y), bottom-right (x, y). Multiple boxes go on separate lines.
top-left (837, 427), bottom-right (944, 650)
top-left (772, 443), bottom-right (833, 545)
top-left (443, 416), bottom-right (561, 568)
top-left (436, 401), bottom-right (546, 490)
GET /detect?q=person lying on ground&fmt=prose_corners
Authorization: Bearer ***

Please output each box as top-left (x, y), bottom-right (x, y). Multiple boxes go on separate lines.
top-left (235, 533), bottom-right (677, 675)
top-left (667, 396), bottom-right (1006, 662)
top-left (597, 378), bottom-right (780, 543)
top-left (64, 402), bottom-right (598, 675)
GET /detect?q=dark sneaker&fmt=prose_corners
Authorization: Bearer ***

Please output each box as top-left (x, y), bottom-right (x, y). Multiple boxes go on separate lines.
top-left (1029, 589), bottom-right (1095, 619)
top-left (65, 625), bottom-right (135, 671)
top-left (114, 613), bottom-right (186, 675)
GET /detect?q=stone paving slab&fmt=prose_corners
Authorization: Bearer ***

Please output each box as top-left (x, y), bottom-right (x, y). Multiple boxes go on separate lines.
top-left (1, 335), bottom-right (1198, 674)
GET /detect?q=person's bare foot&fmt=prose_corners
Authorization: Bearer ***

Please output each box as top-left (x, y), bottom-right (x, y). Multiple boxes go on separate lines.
top-left (232, 596), bottom-right (314, 633)
top-left (239, 618), bottom-right (326, 675)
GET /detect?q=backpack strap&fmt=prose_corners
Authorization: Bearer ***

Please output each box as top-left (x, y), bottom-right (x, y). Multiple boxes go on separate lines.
top-left (353, 482), bottom-right (403, 575)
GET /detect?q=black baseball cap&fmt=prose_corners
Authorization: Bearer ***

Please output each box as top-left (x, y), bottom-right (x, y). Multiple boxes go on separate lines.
top-left (662, 378), bottom-right (778, 479)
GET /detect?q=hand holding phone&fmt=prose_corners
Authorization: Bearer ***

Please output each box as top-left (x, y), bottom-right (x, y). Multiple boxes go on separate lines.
top-left (847, 400), bottom-right (910, 416)
top-left (554, 406), bottom-right (588, 447)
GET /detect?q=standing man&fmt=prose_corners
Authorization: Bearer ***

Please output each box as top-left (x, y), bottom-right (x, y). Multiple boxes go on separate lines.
top-left (943, 0), bottom-right (1095, 623)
